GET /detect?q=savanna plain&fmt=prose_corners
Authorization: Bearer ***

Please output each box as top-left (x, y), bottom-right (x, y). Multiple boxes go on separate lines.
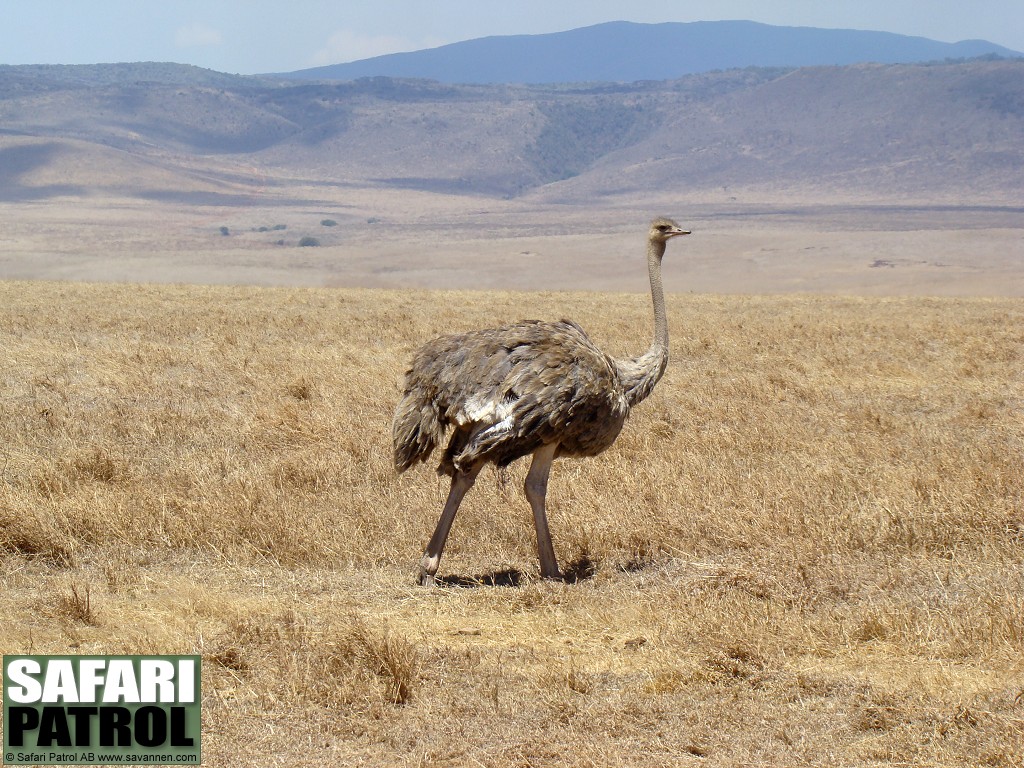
top-left (1, 196), bottom-right (1023, 767)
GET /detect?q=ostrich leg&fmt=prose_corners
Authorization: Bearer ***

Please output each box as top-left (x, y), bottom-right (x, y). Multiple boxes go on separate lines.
top-left (418, 462), bottom-right (483, 585)
top-left (524, 442), bottom-right (562, 581)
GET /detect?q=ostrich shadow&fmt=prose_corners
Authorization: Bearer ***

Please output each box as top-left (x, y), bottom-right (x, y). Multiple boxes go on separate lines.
top-left (434, 555), bottom-right (598, 588)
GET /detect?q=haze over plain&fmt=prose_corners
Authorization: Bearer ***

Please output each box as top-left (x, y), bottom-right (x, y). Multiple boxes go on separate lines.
top-left (0, 18), bottom-right (1021, 293)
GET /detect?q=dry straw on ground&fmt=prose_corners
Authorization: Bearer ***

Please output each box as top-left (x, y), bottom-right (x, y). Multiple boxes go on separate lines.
top-left (1, 280), bottom-right (1022, 766)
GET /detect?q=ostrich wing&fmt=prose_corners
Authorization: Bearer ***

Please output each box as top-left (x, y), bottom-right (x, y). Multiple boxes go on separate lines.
top-left (394, 320), bottom-right (629, 475)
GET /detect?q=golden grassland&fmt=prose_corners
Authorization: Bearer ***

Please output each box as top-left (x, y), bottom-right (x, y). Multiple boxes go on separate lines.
top-left (1, 279), bottom-right (1022, 766)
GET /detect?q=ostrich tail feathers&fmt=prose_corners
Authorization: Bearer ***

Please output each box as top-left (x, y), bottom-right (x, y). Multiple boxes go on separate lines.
top-left (392, 389), bottom-right (444, 473)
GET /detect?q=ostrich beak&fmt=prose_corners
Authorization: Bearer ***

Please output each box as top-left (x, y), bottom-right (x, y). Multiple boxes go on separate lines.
top-left (671, 228), bottom-right (692, 237)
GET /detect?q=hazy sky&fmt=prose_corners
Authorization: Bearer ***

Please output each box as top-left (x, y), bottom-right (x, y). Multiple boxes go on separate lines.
top-left (3, 0), bottom-right (1022, 74)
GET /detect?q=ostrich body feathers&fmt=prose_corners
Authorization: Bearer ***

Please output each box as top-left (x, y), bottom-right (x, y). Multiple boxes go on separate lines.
top-left (393, 318), bottom-right (632, 476)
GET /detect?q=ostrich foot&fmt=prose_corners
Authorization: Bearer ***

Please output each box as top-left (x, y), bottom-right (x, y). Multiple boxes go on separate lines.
top-left (418, 554), bottom-right (440, 586)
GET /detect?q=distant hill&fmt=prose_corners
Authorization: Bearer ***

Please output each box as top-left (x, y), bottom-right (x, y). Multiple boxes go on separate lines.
top-left (281, 20), bottom-right (1022, 84)
top-left (0, 62), bottom-right (263, 90)
top-left (0, 58), bottom-right (1022, 203)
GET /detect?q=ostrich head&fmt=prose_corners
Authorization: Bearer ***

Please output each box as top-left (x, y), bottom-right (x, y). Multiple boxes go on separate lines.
top-left (649, 217), bottom-right (691, 243)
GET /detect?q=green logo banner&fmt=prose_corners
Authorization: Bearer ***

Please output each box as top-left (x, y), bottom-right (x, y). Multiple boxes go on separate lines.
top-left (3, 656), bottom-right (201, 765)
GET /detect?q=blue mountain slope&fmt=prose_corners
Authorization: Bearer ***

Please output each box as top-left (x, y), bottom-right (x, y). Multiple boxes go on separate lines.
top-left (282, 20), bottom-right (1022, 84)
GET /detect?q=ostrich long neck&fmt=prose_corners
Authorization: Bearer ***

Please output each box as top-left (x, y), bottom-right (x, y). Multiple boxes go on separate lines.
top-left (616, 237), bottom-right (669, 408)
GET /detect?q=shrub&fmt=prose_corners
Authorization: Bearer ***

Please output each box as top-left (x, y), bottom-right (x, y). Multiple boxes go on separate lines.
top-left (298, 237), bottom-right (320, 247)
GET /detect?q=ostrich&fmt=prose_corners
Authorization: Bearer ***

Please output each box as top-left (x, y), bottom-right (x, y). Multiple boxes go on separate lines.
top-left (393, 217), bottom-right (691, 584)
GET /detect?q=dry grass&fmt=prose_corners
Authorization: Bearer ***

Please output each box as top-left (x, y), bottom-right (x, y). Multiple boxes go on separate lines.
top-left (1, 279), bottom-right (1022, 766)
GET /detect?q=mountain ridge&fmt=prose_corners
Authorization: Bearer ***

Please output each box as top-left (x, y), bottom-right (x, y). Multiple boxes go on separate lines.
top-left (281, 20), bottom-right (1022, 84)
top-left (0, 57), bottom-right (1022, 204)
